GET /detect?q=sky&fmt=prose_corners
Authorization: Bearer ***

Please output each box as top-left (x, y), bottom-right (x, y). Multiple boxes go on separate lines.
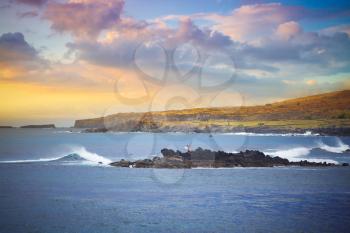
top-left (0, 0), bottom-right (350, 126)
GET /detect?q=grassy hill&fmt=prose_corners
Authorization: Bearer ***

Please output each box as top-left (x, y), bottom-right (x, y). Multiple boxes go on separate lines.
top-left (74, 90), bottom-right (350, 134)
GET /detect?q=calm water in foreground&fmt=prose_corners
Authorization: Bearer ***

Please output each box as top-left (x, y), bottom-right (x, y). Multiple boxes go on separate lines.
top-left (1, 129), bottom-right (350, 232)
top-left (1, 165), bottom-right (350, 233)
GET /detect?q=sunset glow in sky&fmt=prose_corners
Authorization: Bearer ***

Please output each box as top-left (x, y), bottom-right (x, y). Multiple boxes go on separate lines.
top-left (1, 0), bottom-right (350, 126)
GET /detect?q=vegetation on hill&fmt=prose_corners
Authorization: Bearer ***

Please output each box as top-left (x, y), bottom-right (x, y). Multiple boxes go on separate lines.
top-left (74, 90), bottom-right (350, 134)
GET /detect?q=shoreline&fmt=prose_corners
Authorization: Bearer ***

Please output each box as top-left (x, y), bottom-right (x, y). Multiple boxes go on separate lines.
top-left (81, 127), bottom-right (350, 136)
top-left (3, 127), bottom-right (346, 137)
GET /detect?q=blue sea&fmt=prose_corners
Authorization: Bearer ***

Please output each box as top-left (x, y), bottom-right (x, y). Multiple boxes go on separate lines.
top-left (1, 128), bottom-right (350, 232)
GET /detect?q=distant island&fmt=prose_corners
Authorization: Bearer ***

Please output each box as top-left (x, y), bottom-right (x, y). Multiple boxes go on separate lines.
top-left (20, 124), bottom-right (56, 129)
top-left (75, 90), bottom-right (350, 136)
top-left (110, 147), bottom-right (348, 168)
top-left (0, 126), bottom-right (13, 128)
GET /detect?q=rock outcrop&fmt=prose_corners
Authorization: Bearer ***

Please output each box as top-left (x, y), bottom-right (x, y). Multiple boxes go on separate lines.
top-left (82, 127), bottom-right (108, 133)
top-left (20, 124), bottom-right (56, 128)
top-left (110, 148), bottom-right (337, 168)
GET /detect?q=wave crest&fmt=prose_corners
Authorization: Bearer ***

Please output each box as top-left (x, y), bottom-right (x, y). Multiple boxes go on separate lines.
top-left (263, 138), bottom-right (350, 164)
top-left (264, 147), bottom-right (311, 159)
top-left (317, 139), bottom-right (350, 153)
top-left (222, 131), bottom-right (319, 137)
top-left (0, 146), bottom-right (112, 166)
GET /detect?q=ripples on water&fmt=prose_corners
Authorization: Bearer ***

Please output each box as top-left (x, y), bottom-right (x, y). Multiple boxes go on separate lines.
top-left (0, 164), bottom-right (350, 233)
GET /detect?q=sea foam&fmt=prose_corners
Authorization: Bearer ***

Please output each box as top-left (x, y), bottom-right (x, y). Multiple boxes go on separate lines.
top-left (262, 138), bottom-right (350, 164)
top-left (0, 146), bottom-right (112, 166)
top-left (317, 138), bottom-right (350, 153)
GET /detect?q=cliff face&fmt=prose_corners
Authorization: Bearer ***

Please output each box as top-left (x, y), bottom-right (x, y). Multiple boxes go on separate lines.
top-left (74, 118), bottom-right (104, 128)
top-left (74, 90), bottom-right (350, 132)
top-left (74, 113), bottom-right (160, 129)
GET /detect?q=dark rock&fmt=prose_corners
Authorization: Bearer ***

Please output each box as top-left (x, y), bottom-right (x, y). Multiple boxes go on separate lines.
top-left (110, 159), bottom-right (132, 167)
top-left (310, 127), bottom-right (350, 136)
top-left (21, 124), bottom-right (55, 128)
top-left (134, 159), bottom-right (153, 168)
top-left (83, 128), bottom-right (108, 133)
top-left (110, 147), bottom-right (337, 168)
top-left (342, 163), bottom-right (349, 166)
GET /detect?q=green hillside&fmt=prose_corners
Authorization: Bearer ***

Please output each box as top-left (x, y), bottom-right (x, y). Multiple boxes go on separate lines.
top-left (74, 90), bottom-right (350, 134)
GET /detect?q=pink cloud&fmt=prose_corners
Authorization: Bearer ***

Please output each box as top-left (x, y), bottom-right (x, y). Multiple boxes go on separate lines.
top-left (170, 17), bottom-right (232, 49)
top-left (306, 79), bottom-right (317, 85)
top-left (275, 21), bottom-right (302, 40)
top-left (199, 3), bottom-right (302, 42)
top-left (44, 0), bottom-right (124, 40)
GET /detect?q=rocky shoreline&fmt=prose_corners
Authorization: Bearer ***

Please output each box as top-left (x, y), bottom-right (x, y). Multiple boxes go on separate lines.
top-left (110, 148), bottom-right (349, 168)
top-left (82, 126), bottom-right (350, 136)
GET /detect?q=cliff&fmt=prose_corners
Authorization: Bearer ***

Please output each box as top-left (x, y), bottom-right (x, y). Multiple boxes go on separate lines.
top-left (74, 90), bottom-right (350, 134)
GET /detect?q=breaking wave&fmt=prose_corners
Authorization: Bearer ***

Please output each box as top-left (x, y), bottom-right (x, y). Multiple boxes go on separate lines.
top-left (264, 138), bottom-right (350, 164)
top-left (264, 146), bottom-right (338, 164)
top-left (222, 131), bottom-right (319, 137)
top-left (264, 147), bottom-right (311, 159)
top-left (317, 138), bottom-right (350, 153)
top-left (1, 138), bottom-right (348, 166)
top-left (263, 138), bottom-right (349, 164)
top-left (0, 146), bottom-right (112, 166)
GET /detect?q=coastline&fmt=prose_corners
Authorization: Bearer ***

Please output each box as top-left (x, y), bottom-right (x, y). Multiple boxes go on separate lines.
top-left (73, 90), bottom-right (350, 136)
top-left (1, 126), bottom-right (349, 136)
top-left (81, 126), bottom-right (350, 136)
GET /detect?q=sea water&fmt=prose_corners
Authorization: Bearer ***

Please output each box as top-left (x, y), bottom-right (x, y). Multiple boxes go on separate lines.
top-left (1, 128), bottom-right (350, 164)
top-left (0, 128), bottom-right (350, 232)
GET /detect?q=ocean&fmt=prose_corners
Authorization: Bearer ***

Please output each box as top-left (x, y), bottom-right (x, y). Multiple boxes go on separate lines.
top-left (0, 128), bottom-right (350, 232)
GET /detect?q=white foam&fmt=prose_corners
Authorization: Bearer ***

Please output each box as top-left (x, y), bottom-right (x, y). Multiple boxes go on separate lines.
top-left (220, 131), bottom-right (319, 137)
top-left (0, 157), bottom-right (61, 163)
top-left (0, 146), bottom-right (112, 165)
top-left (263, 147), bottom-right (339, 164)
top-left (317, 138), bottom-right (350, 153)
top-left (264, 147), bottom-right (311, 159)
top-left (67, 146), bottom-right (112, 164)
top-left (262, 138), bottom-right (350, 164)
top-left (296, 158), bottom-right (339, 164)
top-left (53, 130), bottom-right (74, 134)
